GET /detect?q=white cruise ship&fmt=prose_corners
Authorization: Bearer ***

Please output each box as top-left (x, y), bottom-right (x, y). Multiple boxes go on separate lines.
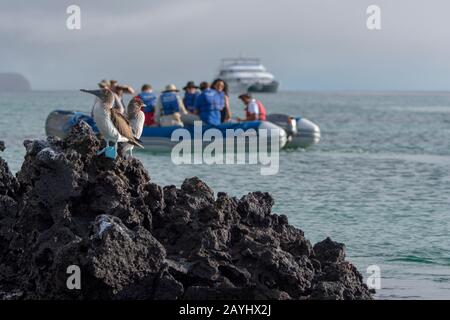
top-left (217, 58), bottom-right (279, 93)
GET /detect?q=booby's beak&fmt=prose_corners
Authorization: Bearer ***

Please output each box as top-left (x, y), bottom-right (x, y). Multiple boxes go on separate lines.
top-left (80, 89), bottom-right (107, 99)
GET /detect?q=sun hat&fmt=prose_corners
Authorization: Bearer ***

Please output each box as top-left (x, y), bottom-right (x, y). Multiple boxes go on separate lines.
top-left (163, 84), bottom-right (179, 93)
top-left (183, 81), bottom-right (198, 90)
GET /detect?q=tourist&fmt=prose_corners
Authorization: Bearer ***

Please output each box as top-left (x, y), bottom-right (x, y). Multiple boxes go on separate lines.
top-left (183, 81), bottom-right (200, 113)
top-left (199, 81), bottom-right (209, 92)
top-left (194, 82), bottom-right (223, 126)
top-left (238, 93), bottom-right (267, 121)
top-left (154, 84), bottom-right (188, 127)
top-left (211, 78), bottom-right (231, 123)
top-left (137, 84), bottom-right (157, 126)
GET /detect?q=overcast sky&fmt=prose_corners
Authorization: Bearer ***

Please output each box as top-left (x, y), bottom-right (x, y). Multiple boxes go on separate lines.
top-left (1, 0), bottom-right (450, 91)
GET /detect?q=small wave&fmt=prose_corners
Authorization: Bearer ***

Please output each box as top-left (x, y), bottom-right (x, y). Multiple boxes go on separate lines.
top-left (315, 150), bottom-right (450, 165)
top-left (387, 255), bottom-right (436, 265)
top-left (389, 106), bottom-right (450, 114)
top-left (432, 277), bottom-right (450, 283)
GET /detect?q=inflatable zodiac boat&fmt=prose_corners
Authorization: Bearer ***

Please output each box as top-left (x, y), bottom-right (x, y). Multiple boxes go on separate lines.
top-left (45, 110), bottom-right (320, 152)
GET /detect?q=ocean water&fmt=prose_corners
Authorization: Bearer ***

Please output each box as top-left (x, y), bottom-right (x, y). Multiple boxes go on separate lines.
top-left (1, 90), bottom-right (450, 299)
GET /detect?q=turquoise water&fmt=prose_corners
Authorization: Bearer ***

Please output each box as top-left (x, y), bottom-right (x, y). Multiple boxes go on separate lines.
top-left (1, 90), bottom-right (450, 299)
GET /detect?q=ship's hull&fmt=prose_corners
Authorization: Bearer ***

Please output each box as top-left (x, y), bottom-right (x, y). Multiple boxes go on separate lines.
top-left (217, 57), bottom-right (279, 94)
top-left (223, 80), bottom-right (279, 94)
top-left (225, 81), bottom-right (250, 94)
top-left (248, 81), bottom-right (279, 93)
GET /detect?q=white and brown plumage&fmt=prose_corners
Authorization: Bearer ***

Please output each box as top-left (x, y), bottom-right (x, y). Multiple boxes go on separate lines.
top-left (122, 98), bottom-right (145, 156)
top-left (80, 88), bottom-right (144, 157)
top-left (109, 108), bottom-right (144, 148)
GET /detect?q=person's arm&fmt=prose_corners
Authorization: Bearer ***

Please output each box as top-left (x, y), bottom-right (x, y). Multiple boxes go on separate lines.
top-left (223, 95), bottom-right (231, 122)
top-left (178, 96), bottom-right (188, 114)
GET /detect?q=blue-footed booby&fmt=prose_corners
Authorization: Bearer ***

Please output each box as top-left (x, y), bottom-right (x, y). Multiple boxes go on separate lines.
top-left (80, 88), bottom-right (144, 159)
top-left (123, 97), bottom-right (145, 157)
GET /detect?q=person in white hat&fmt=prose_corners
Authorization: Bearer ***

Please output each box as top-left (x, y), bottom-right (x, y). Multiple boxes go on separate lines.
top-left (154, 84), bottom-right (188, 127)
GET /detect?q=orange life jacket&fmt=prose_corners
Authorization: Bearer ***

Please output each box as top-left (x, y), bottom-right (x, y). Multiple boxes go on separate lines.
top-left (246, 99), bottom-right (267, 121)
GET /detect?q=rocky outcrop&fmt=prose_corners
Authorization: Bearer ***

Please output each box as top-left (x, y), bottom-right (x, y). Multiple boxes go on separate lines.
top-left (0, 73), bottom-right (31, 92)
top-left (0, 126), bottom-right (372, 300)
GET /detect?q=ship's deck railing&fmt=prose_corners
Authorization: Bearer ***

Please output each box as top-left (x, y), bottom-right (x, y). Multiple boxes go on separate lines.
top-left (220, 58), bottom-right (261, 67)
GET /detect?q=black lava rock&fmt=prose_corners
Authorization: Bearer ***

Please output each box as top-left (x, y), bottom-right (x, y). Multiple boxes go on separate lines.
top-left (0, 124), bottom-right (372, 300)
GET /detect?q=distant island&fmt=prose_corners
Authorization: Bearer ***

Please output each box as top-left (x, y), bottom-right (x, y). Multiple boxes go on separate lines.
top-left (0, 73), bottom-right (31, 92)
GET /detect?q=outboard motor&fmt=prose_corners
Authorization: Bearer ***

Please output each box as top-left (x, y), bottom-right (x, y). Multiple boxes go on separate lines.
top-left (286, 117), bottom-right (298, 136)
top-left (266, 113), bottom-right (320, 149)
top-left (291, 117), bottom-right (321, 148)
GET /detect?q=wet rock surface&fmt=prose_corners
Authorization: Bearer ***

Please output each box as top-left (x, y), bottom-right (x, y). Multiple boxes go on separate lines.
top-left (0, 127), bottom-right (372, 300)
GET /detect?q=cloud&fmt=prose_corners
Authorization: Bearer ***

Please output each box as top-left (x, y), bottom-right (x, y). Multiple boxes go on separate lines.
top-left (1, 0), bottom-right (450, 90)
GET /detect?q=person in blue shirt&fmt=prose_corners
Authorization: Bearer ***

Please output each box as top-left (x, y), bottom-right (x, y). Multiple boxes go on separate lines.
top-left (211, 79), bottom-right (231, 123)
top-left (194, 82), bottom-right (223, 126)
top-left (155, 84), bottom-right (188, 127)
top-left (137, 84), bottom-right (157, 126)
top-left (182, 81), bottom-right (200, 113)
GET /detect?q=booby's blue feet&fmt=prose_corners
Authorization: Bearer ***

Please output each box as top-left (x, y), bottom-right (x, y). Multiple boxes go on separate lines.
top-left (97, 140), bottom-right (117, 159)
top-left (97, 140), bottom-right (109, 156)
top-left (105, 146), bottom-right (117, 159)
top-left (97, 147), bottom-right (106, 155)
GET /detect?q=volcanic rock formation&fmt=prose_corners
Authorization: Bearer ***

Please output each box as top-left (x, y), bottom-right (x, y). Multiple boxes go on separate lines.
top-left (0, 123), bottom-right (372, 300)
